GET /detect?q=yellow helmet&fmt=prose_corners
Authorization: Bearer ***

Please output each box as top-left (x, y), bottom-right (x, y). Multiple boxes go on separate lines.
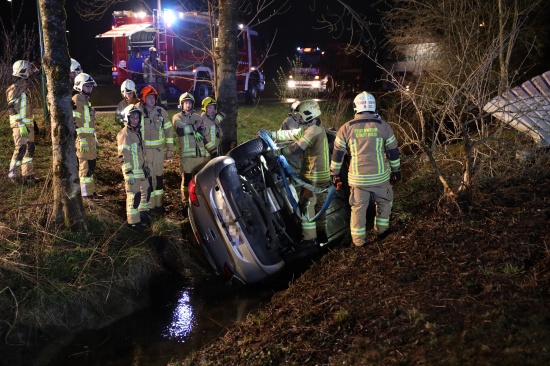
top-left (201, 97), bottom-right (217, 112)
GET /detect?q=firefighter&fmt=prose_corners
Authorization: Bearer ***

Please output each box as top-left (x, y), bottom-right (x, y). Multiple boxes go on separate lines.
top-left (279, 100), bottom-right (303, 173)
top-left (115, 79), bottom-right (140, 127)
top-left (117, 104), bottom-right (152, 232)
top-left (73, 73), bottom-right (104, 201)
top-left (330, 91), bottom-right (401, 247)
top-left (143, 47), bottom-right (168, 108)
top-left (270, 99), bottom-right (330, 246)
top-left (139, 85), bottom-right (173, 215)
top-left (200, 97), bottom-right (224, 157)
top-left (173, 92), bottom-right (208, 216)
top-left (280, 100), bottom-right (301, 130)
top-left (6, 60), bottom-right (39, 184)
top-left (70, 58), bottom-right (82, 84)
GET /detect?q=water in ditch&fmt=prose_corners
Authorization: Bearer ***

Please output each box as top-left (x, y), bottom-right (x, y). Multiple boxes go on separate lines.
top-left (23, 275), bottom-right (278, 366)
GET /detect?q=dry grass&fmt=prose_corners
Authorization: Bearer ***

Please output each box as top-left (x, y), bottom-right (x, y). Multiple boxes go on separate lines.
top-left (182, 143), bottom-right (550, 365)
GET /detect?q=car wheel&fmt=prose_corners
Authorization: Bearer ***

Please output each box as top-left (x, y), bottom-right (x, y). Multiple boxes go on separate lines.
top-left (245, 79), bottom-right (258, 105)
top-left (227, 138), bottom-right (269, 166)
top-left (194, 82), bottom-right (212, 106)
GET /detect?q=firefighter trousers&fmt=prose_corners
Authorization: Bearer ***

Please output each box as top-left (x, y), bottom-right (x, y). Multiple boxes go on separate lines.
top-left (76, 141), bottom-right (97, 197)
top-left (349, 185), bottom-right (394, 246)
top-left (9, 124), bottom-right (35, 179)
top-left (125, 178), bottom-right (151, 224)
top-left (180, 157), bottom-right (208, 204)
top-left (299, 181), bottom-right (330, 241)
top-left (145, 147), bottom-right (165, 209)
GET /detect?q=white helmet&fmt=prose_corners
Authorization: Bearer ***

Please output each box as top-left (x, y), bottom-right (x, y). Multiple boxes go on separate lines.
top-left (179, 92), bottom-right (195, 106)
top-left (70, 58), bottom-right (82, 75)
top-left (123, 104), bottom-right (142, 126)
top-left (121, 79), bottom-right (136, 95)
top-left (73, 73), bottom-right (97, 92)
top-left (353, 91), bottom-right (376, 113)
top-left (13, 60), bottom-right (37, 79)
top-left (296, 100), bottom-right (321, 123)
top-left (290, 100), bottom-right (301, 113)
top-left (149, 46), bottom-right (157, 53)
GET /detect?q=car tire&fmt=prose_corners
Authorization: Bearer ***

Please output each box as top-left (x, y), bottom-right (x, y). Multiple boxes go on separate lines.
top-left (245, 79), bottom-right (258, 105)
top-left (227, 138), bottom-right (269, 166)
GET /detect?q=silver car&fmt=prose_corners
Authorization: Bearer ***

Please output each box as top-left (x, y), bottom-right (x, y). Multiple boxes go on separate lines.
top-left (188, 135), bottom-right (350, 285)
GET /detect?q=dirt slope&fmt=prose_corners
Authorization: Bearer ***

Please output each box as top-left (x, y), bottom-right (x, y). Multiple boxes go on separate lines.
top-left (183, 152), bottom-right (550, 366)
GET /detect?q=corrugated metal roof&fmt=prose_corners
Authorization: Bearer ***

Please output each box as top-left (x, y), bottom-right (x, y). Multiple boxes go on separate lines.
top-left (95, 23), bottom-right (153, 38)
top-left (483, 71), bottom-right (550, 146)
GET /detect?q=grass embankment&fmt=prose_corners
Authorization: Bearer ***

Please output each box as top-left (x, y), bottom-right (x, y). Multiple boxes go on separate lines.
top-left (181, 136), bottom-right (550, 364)
top-left (0, 100), bottom-right (330, 338)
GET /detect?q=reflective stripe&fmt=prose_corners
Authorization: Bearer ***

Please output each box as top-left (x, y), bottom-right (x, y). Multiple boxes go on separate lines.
top-left (348, 170), bottom-right (391, 186)
top-left (22, 157), bottom-right (33, 164)
top-left (376, 217), bottom-right (389, 228)
top-left (376, 138), bottom-right (384, 174)
top-left (351, 227), bottom-right (366, 236)
top-left (80, 176), bottom-right (94, 183)
top-left (390, 158), bottom-right (401, 169)
top-left (119, 143), bottom-right (145, 178)
top-left (75, 104), bottom-right (94, 135)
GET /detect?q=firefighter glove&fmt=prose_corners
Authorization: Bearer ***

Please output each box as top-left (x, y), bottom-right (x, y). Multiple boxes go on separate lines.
top-left (79, 138), bottom-right (89, 153)
top-left (331, 175), bottom-right (342, 190)
top-left (143, 166), bottom-right (151, 178)
top-left (193, 131), bottom-right (204, 142)
top-left (390, 170), bottom-right (402, 184)
top-left (126, 174), bottom-right (136, 185)
top-left (19, 124), bottom-right (29, 137)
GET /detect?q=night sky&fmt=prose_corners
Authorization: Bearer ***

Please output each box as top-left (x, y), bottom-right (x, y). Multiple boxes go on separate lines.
top-left (0, 0), bottom-right (370, 81)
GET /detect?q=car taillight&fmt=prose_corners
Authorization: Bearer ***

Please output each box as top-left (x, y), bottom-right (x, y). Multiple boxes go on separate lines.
top-left (189, 178), bottom-right (199, 207)
top-left (223, 262), bottom-right (234, 278)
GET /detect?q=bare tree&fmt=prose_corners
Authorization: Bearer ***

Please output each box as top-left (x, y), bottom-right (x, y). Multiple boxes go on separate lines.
top-left (380, 0), bottom-right (546, 199)
top-left (217, 0), bottom-right (239, 152)
top-left (319, 0), bottom-right (546, 202)
top-left (39, 0), bottom-right (87, 230)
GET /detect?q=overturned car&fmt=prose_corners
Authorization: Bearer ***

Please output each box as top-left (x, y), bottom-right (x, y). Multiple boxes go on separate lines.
top-left (188, 134), bottom-right (350, 285)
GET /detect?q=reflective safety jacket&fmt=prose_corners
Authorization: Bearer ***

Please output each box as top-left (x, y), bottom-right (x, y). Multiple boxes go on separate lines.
top-left (173, 111), bottom-right (208, 158)
top-left (272, 119), bottom-right (330, 184)
top-left (330, 112), bottom-right (400, 187)
top-left (200, 112), bottom-right (223, 156)
top-left (6, 79), bottom-right (33, 128)
top-left (117, 125), bottom-right (148, 180)
top-left (140, 105), bottom-right (173, 152)
top-left (72, 93), bottom-right (96, 150)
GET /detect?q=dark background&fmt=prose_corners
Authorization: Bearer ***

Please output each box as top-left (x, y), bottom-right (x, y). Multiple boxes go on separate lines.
top-left (0, 0), bottom-right (371, 82)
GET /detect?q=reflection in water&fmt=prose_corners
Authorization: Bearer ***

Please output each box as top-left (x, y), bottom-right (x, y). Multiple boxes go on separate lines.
top-left (29, 277), bottom-right (276, 365)
top-left (163, 289), bottom-right (195, 341)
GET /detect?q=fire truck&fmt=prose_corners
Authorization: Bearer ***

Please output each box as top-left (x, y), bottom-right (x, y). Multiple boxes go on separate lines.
top-left (96, 7), bottom-right (265, 104)
top-left (286, 44), bottom-right (366, 95)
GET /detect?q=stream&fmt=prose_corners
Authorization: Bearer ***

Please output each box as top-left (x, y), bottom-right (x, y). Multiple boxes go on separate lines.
top-left (10, 275), bottom-right (277, 366)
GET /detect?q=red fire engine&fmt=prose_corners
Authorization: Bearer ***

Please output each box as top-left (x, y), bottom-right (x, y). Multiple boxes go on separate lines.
top-left (96, 7), bottom-right (265, 104)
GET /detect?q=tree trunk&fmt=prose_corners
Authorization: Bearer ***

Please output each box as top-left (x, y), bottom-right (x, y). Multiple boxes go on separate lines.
top-left (217, 0), bottom-right (239, 154)
top-left (39, 0), bottom-right (87, 231)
